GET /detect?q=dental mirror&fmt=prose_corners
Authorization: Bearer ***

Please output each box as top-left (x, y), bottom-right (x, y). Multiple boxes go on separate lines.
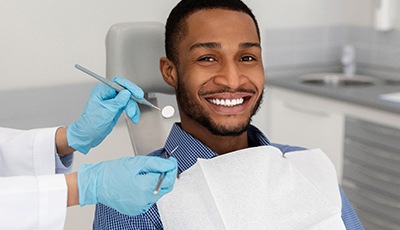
top-left (161, 105), bottom-right (175, 119)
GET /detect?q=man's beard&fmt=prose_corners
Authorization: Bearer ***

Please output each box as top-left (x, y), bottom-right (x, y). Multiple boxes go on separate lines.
top-left (176, 77), bottom-right (263, 136)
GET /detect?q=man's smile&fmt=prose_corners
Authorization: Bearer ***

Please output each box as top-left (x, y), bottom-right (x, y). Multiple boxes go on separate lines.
top-left (208, 97), bottom-right (244, 106)
top-left (202, 92), bottom-right (255, 112)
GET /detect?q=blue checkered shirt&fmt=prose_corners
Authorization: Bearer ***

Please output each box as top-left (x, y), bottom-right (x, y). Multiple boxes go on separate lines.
top-left (93, 123), bottom-right (364, 229)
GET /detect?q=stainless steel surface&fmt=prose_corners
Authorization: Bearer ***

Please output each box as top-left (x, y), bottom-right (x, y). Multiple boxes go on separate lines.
top-left (299, 73), bottom-right (376, 87)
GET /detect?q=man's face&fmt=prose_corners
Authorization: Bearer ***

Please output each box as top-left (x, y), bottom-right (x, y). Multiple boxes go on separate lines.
top-left (174, 9), bottom-right (264, 136)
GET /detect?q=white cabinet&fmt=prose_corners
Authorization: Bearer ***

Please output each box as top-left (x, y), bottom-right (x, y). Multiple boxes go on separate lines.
top-left (263, 86), bottom-right (345, 181)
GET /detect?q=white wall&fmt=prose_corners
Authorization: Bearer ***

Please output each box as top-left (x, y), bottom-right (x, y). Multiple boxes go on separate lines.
top-left (0, 0), bottom-right (348, 92)
top-left (0, 0), bottom-right (179, 91)
top-left (345, 0), bottom-right (376, 27)
top-left (251, 0), bottom-right (345, 29)
top-left (345, 0), bottom-right (400, 29)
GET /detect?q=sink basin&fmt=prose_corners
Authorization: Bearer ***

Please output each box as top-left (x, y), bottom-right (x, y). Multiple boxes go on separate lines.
top-left (300, 73), bottom-right (376, 87)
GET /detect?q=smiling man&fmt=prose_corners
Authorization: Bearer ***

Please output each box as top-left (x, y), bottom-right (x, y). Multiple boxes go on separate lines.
top-left (93, 0), bottom-right (364, 229)
top-left (160, 6), bottom-right (265, 155)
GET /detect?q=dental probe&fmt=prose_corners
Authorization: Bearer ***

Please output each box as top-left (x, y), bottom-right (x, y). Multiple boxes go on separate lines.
top-left (75, 64), bottom-right (175, 119)
top-left (153, 146), bottom-right (179, 195)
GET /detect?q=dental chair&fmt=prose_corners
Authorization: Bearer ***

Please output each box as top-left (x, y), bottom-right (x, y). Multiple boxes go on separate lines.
top-left (105, 22), bottom-right (179, 155)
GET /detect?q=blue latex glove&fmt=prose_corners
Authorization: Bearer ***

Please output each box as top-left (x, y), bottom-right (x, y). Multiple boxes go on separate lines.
top-left (67, 77), bottom-right (144, 154)
top-left (78, 156), bottom-right (178, 216)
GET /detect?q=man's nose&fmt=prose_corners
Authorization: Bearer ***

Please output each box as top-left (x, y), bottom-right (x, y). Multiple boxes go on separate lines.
top-left (213, 61), bottom-right (243, 89)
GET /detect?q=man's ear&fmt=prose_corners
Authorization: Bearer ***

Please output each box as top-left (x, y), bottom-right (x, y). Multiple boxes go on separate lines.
top-left (159, 57), bottom-right (178, 88)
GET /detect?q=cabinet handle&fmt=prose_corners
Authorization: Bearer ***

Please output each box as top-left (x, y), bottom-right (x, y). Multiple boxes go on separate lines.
top-left (283, 103), bottom-right (329, 117)
top-left (355, 207), bottom-right (400, 229)
top-left (343, 179), bottom-right (400, 208)
top-left (352, 140), bottom-right (400, 162)
top-left (348, 159), bottom-right (400, 185)
top-left (354, 119), bottom-right (400, 139)
top-left (358, 187), bottom-right (400, 208)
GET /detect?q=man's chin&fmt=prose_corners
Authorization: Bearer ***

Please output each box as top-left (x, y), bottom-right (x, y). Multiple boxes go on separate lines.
top-left (207, 122), bottom-right (250, 137)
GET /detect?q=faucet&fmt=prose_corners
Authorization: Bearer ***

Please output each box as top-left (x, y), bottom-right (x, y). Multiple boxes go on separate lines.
top-left (341, 45), bottom-right (356, 76)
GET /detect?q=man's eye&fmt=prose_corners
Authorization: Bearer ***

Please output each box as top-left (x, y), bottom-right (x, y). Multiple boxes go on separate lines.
top-left (241, 56), bottom-right (256, 62)
top-left (198, 56), bottom-right (216, 62)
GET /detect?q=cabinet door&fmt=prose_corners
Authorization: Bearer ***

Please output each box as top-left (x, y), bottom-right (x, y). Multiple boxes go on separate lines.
top-left (266, 87), bottom-right (344, 181)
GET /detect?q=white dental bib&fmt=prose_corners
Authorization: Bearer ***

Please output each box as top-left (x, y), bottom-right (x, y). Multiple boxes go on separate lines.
top-left (157, 146), bottom-right (345, 230)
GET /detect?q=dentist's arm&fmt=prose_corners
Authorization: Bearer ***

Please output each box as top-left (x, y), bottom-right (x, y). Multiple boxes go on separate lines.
top-left (55, 127), bottom-right (75, 157)
top-left (62, 77), bottom-right (178, 216)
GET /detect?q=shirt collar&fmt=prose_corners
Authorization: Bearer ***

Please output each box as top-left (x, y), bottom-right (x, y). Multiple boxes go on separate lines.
top-left (163, 123), bottom-right (271, 173)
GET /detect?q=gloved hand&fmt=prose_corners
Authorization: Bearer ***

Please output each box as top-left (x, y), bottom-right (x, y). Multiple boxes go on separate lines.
top-left (77, 156), bottom-right (178, 216)
top-left (67, 77), bottom-right (144, 154)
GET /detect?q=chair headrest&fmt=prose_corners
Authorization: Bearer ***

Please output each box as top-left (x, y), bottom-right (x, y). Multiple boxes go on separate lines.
top-left (106, 22), bottom-right (174, 94)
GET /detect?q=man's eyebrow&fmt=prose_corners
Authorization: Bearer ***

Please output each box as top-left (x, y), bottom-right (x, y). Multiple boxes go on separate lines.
top-left (189, 42), bottom-right (221, 51)
top-left (189, 42), bottom-right (261, 51)
top-left (239, 42), bottom-right (261, 49)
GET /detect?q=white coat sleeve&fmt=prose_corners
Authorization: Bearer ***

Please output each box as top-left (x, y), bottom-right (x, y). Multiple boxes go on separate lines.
top-left (0, 127), bottom-right (71, 229)
top-left (0, 174), bottom-right (67, 230)
top-left (0, 127), bottom-right (60, 176)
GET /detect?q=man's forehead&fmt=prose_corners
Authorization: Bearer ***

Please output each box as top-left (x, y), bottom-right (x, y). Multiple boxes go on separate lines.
top-left (186, 8), bottom-right (253, 25)
top-left (183, 9), bottom-right (259, 42)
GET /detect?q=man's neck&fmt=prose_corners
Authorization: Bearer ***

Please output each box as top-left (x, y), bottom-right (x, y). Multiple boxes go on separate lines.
top-left (180, 121), bottom-right (249, 155)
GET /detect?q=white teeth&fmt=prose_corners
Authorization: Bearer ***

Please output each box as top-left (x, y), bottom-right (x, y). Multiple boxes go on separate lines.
top-left (209, 98), bottom-right (244, 107)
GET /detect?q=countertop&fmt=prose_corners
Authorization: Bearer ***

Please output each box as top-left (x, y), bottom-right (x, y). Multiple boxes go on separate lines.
top-left (266, 74), bottom-right (400, 115)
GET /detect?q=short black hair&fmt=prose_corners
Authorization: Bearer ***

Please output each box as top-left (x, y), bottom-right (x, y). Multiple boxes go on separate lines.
top-left (165, 0), bottom-right (260, 65)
